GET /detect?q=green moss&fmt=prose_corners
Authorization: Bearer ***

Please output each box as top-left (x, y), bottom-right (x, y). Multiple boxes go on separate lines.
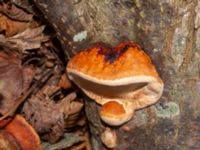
top-left (155, 102), bottom-right (180, 118)
top-left (42, 133), bottom-right (82, 150)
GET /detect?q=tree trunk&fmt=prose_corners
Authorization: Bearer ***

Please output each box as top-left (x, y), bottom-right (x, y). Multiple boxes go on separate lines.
top-left (33, 0), bottom-right (200, 149)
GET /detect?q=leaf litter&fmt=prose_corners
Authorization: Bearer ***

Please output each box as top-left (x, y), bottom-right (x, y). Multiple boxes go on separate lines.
top-left (0, 26), bottom-right (49, 52)
top-left (0, 1), bottom-right (90, 150)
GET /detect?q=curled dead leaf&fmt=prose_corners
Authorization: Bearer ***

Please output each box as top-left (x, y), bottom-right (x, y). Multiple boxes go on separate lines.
top-left (0, 14), bottom-right (30, 37)
top-left (22, 85), bottom-right (83, 143)
top-left (0, 3), bottom-right (33, 22)
top-left (57, 93), bottom-right (84, 128)
top-left (0, 26), bottom-right (49, 52)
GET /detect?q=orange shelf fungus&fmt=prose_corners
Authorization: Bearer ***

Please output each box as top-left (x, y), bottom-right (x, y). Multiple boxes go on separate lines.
top-left (100, 101), bottom-right (133, 126)
top-left (0, 115), bottom-right (41, 150)
top-left (67, 41), bottom-right (164, 126)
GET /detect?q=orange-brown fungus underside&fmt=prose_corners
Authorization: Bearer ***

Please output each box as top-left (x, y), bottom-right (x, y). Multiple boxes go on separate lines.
top-left (100, 101), bottom-right (126, 116)
top-left (5, 115), bottom-right (41, 150)
top-left (67, 41), bottom-right (159, 80)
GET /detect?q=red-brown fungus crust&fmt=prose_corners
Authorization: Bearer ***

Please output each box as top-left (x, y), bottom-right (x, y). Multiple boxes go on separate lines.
top-left (67, 41), bottom-right (159, 80)
top-left (0, 117), bottom-right (12, 128)
top-left (5, 115), bottom-right (41, 150)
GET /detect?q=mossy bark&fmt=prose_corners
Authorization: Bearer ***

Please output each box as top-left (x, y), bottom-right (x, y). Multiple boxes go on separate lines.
top-left (33, 0), bottom-right (200, 149)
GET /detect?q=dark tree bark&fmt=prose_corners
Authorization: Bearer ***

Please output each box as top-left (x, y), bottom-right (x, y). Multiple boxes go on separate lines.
top-left (33, 0), bottom-right (200, 150)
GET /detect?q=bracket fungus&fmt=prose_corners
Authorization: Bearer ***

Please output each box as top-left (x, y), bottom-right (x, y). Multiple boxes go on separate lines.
top-left (67, 41), bottom-right (164, 126)
top-left (0, 115), bottom-right (41, 150)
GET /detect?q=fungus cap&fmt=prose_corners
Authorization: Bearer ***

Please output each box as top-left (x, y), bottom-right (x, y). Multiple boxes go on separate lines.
top-left (100, 100), bottom-right (134, 126)
top-left (67, 41), bottom-right (164, 125)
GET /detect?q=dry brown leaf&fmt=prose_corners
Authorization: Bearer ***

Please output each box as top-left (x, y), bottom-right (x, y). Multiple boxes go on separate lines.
top-left (64, 104), bottom-right (85, 128)
top-left (0, 26), bottom-right (49, 52)
top-left (22, 85), bottom-right (83, 143)
top-left (0, 14), bottom-right (30, 36)
top-left (23, 94), bottom-right (64, 142)
top-left (0, 52), bottom-right (35, 117)
top-left (0, 3), bottom-right (33, 22)
top-left (12, 0), bottom-right (36, 14)
top-left (59, 93), bottom-right (84, 128)
top-left (57, 92), bottom-right (77, 115)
